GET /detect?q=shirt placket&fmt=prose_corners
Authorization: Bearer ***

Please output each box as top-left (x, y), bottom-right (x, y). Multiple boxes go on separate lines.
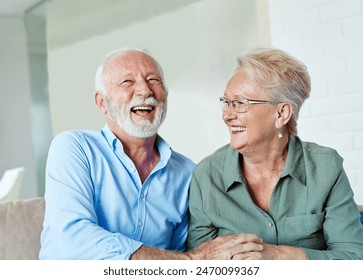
top-left (126, 162), bottom-right (150, 240)
top-left (133, 181), bottom-right (147, 240)
top-left (264, 215), bottom-right (278, 243)
top-left (265, 179), bottom-right (283, 245)
top-left (113, 141), bottom-right (145, 240)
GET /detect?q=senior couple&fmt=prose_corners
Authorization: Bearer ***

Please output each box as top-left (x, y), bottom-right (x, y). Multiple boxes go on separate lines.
top-left (40, 47), bottom-right (363, 260)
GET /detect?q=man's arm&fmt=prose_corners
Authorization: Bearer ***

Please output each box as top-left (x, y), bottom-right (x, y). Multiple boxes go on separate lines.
top-left (40, 132), bottom-right (143, 259)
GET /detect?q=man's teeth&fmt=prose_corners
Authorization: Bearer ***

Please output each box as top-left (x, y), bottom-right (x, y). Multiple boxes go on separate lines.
top-left (231, 126), bottom-right (246, 132)
top-left (132, 106), bottom-right (153, 111)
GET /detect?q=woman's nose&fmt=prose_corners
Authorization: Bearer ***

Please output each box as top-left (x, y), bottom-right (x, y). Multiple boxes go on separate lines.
top-left (223, 108), bottom-right (237, 122)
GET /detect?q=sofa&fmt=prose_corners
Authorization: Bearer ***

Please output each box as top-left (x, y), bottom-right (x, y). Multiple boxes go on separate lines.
top-left (0, 197), bottom-right (362, 260)
top-left (0, 197), bottom-right (44, 259)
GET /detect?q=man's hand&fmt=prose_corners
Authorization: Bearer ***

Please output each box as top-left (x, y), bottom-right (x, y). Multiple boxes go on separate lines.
top-left (188, 233), bottom-right (263, 260)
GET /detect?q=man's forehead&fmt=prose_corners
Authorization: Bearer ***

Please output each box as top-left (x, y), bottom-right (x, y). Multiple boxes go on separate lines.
top-left (105, 53), bottom-right (159, 78)
top-left (110, 51), bottom-right (157, 68)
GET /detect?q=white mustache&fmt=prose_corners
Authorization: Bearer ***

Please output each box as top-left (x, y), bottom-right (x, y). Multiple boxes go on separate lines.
top-left (129, 97), bottom-right (159, 109)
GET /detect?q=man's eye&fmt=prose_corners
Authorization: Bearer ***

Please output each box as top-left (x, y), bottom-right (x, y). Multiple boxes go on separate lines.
top-left (147, 78), bottom-right (161, 85)
top-left (120, 80), bottom-right (134, 86)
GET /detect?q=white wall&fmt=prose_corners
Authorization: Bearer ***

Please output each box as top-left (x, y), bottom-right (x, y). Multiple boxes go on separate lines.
top-left (47, 0), bottom-right (270, 163)
top-left (44, 0), bottom-right (363, 205)
top-left (268, 0), bottom-right (363, 204)
top-left (0, 17), bottom-right (38, 198)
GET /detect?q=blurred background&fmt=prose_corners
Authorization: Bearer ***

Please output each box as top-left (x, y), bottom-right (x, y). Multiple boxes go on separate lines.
top-left (1, 0), bottom-right (363, 204)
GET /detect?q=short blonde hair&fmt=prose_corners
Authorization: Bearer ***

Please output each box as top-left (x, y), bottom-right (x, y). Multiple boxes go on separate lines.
top-left (236, 48), bottom-right (311, 135)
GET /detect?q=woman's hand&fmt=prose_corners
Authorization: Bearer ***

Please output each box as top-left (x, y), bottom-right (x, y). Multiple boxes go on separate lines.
top-left (188, 233), bottom-right (264, 260)
top-left (232, 242), bottom-right (308, 260)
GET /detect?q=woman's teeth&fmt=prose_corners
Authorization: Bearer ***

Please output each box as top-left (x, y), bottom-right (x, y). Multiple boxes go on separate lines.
top-left (231, 126), bottom-right (246, 132)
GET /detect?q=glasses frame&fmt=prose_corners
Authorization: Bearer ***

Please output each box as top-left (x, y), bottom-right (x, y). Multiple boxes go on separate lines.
top-left (219, 97), bottom-right (279, 113)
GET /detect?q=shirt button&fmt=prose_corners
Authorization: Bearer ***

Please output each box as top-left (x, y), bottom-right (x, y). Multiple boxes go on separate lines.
top-left (268, 222), bottom-right (274, 227)
top-left (130, 167), bottom-right (136, 173)
top-left (138, 221), bottom-right (143, 227)
top-left (140, 193), bottom-right (144, 199)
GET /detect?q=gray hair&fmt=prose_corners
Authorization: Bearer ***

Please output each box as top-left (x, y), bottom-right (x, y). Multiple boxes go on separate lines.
top-left (236, 48), bottom-right (311, 135)
top-left (94, 47), bottom-right (167, 96)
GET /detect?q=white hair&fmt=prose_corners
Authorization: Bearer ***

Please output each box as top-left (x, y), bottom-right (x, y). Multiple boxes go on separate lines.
top-left (94, 47), bottom-right (167, 96)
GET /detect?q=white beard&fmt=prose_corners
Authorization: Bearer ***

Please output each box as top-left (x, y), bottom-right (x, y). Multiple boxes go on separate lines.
top-left (105, 96), bottom-right (167, 139)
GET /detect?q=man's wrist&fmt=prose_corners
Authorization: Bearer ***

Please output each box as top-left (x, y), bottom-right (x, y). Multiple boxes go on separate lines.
top-left (183, 250), bottom-right (197, 260)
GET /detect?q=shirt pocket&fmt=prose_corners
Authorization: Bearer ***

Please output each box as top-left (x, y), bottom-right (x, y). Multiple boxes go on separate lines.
top-left (284, 212), bottom-right (326, 249)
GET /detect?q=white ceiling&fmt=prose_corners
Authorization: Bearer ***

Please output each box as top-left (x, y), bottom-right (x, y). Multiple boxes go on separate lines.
top-left (0, 0), bottom-right (45, 16)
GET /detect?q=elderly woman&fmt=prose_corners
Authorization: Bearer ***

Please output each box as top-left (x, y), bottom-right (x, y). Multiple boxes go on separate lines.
top-left (187, 48), bottom-right (363, 260)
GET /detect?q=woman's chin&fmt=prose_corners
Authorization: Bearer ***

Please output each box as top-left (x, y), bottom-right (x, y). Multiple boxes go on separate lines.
top-left (229, 140), bottom-right (246, 152)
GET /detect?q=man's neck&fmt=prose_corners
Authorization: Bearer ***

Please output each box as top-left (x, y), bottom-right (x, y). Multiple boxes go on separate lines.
top-left (108, 120), bottom-right (160, 183)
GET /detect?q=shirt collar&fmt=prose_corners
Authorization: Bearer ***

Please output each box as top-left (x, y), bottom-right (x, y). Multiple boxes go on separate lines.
top-left (223, 145), bottom-right (244, 191)
top-left (101, 124), bottom-right (119, 150)
top-left (223, 135), bottom-right (307, 191)
top-left (281, 135), bottom-right (307, 186)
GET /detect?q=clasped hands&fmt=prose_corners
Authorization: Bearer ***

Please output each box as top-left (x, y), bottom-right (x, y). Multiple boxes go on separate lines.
top-left (189, 233), bottom-right (306, 260)
top-left (189, 233), bottom-right (265, 260)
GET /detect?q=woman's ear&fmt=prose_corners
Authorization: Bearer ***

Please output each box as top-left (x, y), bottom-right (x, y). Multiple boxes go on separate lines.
top-left (95, 92), bottom-right (107, 115)
top-left (275, 102), bottom-right (293, 128)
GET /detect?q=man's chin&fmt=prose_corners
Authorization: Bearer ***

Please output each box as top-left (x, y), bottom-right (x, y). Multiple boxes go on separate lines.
top-left (121, 122), bottom-right (160, 139)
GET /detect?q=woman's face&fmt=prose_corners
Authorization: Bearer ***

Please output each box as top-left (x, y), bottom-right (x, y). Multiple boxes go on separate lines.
top-left (222, 69), bottom-right (279, 155)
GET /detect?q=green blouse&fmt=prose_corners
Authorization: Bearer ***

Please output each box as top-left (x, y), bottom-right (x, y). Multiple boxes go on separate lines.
top-left (187, 136), bottom-right (363, 259)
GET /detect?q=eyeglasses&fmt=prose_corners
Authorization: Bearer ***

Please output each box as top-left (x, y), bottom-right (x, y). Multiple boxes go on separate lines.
top-left (219, 97), bottom-right (278, 113)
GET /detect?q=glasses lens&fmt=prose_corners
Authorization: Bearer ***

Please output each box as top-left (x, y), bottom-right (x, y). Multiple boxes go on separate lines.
top-left (232, 99), bottom-right (247, 113)
top-left (219, 97), bottom-right (248, 112)
top-left (219, 98), bottom-right (228, 111)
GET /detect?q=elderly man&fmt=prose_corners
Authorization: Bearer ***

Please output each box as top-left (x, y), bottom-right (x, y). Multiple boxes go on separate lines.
top-left (40, 48), bottom-right (262, 259)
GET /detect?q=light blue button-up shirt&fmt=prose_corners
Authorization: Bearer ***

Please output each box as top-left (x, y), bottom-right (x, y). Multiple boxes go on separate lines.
top-left (39, 125), bottom-right (195, 259)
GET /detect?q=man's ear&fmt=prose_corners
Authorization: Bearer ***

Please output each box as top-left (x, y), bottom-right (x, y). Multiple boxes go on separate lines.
top-left (275, 102), bottom-right (293, 128)
top-left (95, 92), bottom-right (107, 115)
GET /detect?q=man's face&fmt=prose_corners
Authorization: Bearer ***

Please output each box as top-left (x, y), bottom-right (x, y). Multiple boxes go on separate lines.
top-left (103, 51), bottom-right (167, 138)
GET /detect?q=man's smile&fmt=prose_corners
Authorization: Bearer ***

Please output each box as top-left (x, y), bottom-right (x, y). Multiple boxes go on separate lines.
top-left (131, 105), bottom-right (155, 116)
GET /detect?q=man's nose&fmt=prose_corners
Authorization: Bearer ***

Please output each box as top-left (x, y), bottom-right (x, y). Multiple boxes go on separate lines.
top-left (135, 80), bottom-right (153, 98)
